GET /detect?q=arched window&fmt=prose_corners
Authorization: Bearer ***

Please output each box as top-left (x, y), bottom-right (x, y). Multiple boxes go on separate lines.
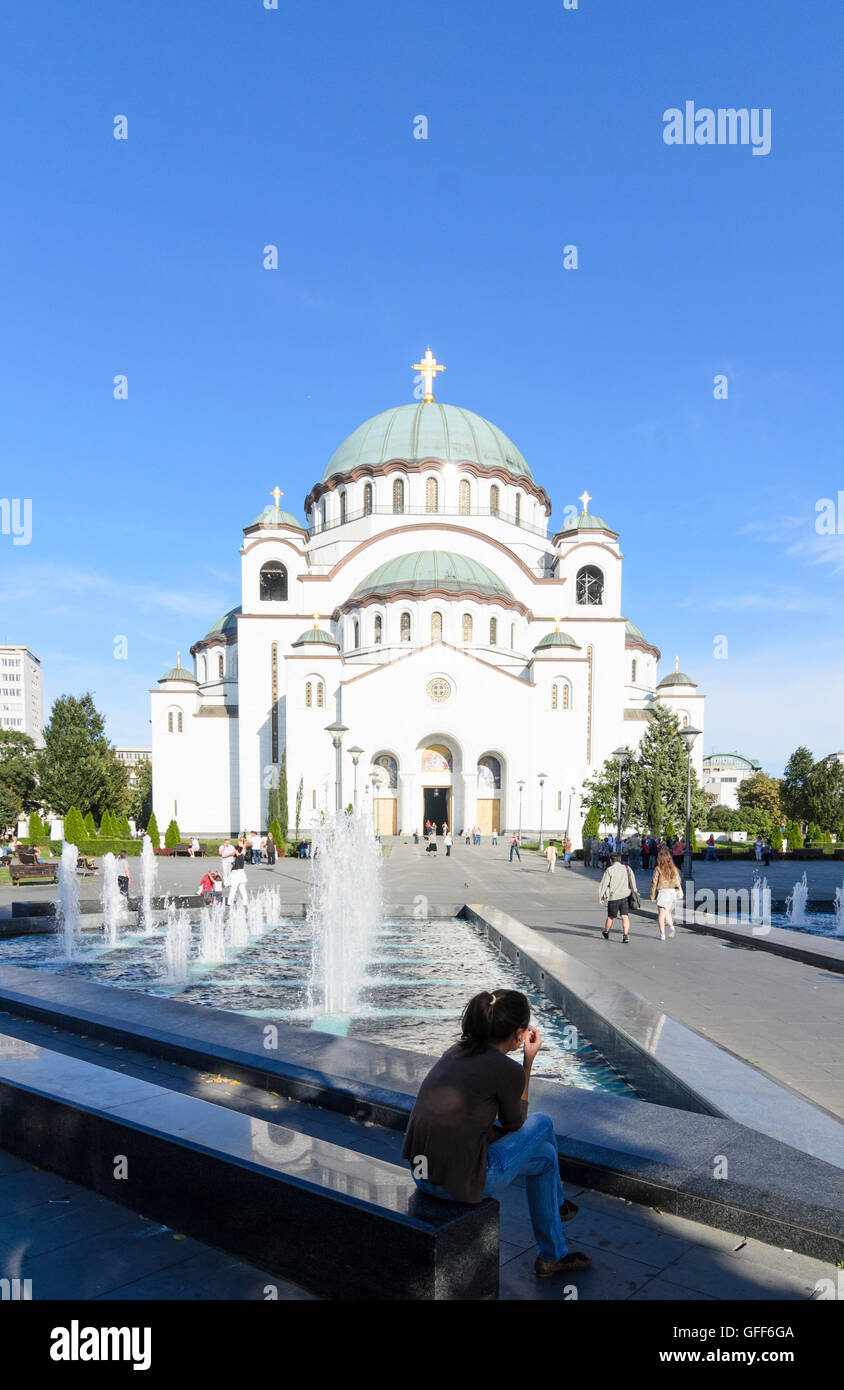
top-left (393, 477), bottom-right (405, 513)
top-left (459, 479), bottom-right (471, 514)
top-left (490, 484), bottom-right (500, 516)
top-left (575, 565), bottom-right (604, 605)
top-left (363, 482), bottom-right (373, 516)
top-left (425, 477), bottom-right (439, 512)
top-left (477, 755), bottom-right (501, 789)
top-left (317, 681), bottom-right (325, 707)
top-left (353, 620), bottom-right (360, 649)
top-left (431, 611), bottom-right (442, 641)
top-left (197, 655), bottom-right (206, 683)
top-left (631, 659), bottom-right (638, 682)
top-left (421, 744), bottom-right (452, 772)
top-left (551, 679), bottom-right (571, 711)
top-left (217, 653), bottom-right (224, 679)
top-left (374, 614), bottom-right (382, 644)
top-left (339, 492), bottom-right (347, 524)
top-left (489, 617), bottom-right (498, 645)
top-left (167, 711), bottom-right (173, 732)
top-left (305, 682), bottom-right (312, 708)
top-left (514, 493), bottom-right (521, 525)
top-left (400, 612), bottom-right (411, 642)
top-left (259, 562), bottom-right (288, 602)
top-left (462, 613), bottom-right (473, 642)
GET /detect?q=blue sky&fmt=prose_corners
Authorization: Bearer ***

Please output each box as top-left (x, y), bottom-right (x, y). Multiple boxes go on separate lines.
top-left (0, 0), bottom-right (842, 772)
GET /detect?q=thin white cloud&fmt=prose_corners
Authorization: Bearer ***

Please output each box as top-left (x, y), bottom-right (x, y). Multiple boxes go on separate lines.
top-left (1, 562), bottom-right (227, 619)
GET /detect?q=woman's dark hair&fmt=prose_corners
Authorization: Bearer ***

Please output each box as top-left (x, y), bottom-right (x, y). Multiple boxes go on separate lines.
top-left (459, 990), bottom-right (530, 1055)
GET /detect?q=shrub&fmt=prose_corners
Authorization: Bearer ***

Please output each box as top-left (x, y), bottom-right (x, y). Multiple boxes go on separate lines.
top-left (581, 805), bottom-right (600, 838)
top-left (63, 806), bottom-right (87, 844)
top-left (269, 818), bottom-right (284, 850)
top-left (786, 821), bottom-right (803, 851)
top-left (28, 810), bottom-right (46, 840)
top-left (84, 811), bottom-right (97, 837)
top-left (117, 814), bottom-right (132, 838)
top-left (145, 811), bottom-right (160, 846)
top-left (164, 818), bottom-right (182, 848)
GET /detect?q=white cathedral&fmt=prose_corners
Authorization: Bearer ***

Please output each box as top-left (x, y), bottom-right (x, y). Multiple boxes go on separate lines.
top-left (151, 351), bottom-right (705, 841)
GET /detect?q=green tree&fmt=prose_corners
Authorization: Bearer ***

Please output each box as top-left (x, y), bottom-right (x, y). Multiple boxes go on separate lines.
top-left (644, 779), bottom-right (664, 836)
top-left (269, 817), bottom-right (284, 853)
top-left (27, 809), bottom-right (46, 840)
top-left (117, 814), bottom-right (132, 838)
top-left (626, 705), bottom-right (707, 832)
top-left (295, 776), bottom-right (304, 836)
top-left (145, 811), bottom-right (160, 845)
top-left (130, 759), bottom-right (153, 828)
top-left (36, 693), bottom-right (112, 818)
top-left (164, 818), bottom-right (181, 848)
top-left (63, 806), bottom-right (87, 844)
top-left (0, 781), bottom-right (22, 835)
top-left (266, 783), bottom-right (280, 831)
top-left (84, 811), bottom-right (97, 837)
top-left (736, 772), bottom-right (781, 821)
top-left (581, 804), bottom-right (600, 837)
top-left (781, 746), bottom-right (815, 825)
top-left (0, 730), bottom-right (40, 812)
top-left (786, 820), bottom-right (803, 850)
top-left (581, 754), bottom-right (635, 829)
top-left (805, 759), bottom-right (844, 835)
top-left (104, 752), bottom-right (131, 818)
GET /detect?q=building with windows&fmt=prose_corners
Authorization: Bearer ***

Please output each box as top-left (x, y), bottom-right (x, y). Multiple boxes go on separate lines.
top-left (150, 353), bottom-right (705, 837)
top-left (0, 646), bottom-right (44, 745)
top-left (114, 747), bottom-right (152, 788)
top-left (702, 752), bottom-right (761, 810)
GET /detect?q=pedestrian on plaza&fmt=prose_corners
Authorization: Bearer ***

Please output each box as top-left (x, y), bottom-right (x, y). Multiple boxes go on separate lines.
top-left (475, 825), bottom-right (482, 846)
top-left (425, 819), bottom-right (432, 837)
top-left (599, 852), bottom-right (633, 944)
top-left (762, 839), bottom-right (773, 867)
top-left (402, 990), bottom-right (590, 1279)
top-left (198, 870), bottom-right (216, 905)
top-left (227, 843), bottom-right (249, 907)
top-left (442, 821), bottom-right (448, 837)
top-left (266, 831), bottom-right (277, 866)
top-left (563, 836), bottom-right (573, 867)
top-left (705, 834), bottom-right (718, 863)
top-left (509, 832), bottom-right (521, 863)
top-left (251, 830), bottom-right (262, 865)
top-left (219, 837), bottom-right (235, 888)
top-left (413, 828), bottom-right (419, 844)
top-left (544, 841), bottom-right (558, 874)
top-left (754, 837), bottom-right (763, 863)
top-left (672, 838), bottom-right (684, 875)
top-left (444, 831), bottom-right (453, 857)
top-left (650, 847), bottom-right (681, 941)
top-left (116, 850), bottom-right (130, 897)
top-left (211, 872), bottom-right (224, 903)
top-left (599, 838), bottom-right (610, 870)
top-left (426, 836), bottom-right (438, 855)
top-left (491, 827), bottom-right (498, 846)
top-left (465, 827), bottom-right (471, 845)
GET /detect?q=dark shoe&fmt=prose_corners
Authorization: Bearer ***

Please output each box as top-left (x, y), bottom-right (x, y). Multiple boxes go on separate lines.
top-left (601, 927), bottom-right (610, 939)
top-left (535, 1251), bottom-right (592, 1278)
top-left (622, 934), bottom-right (629, 944)
top-left (560, 1199), bottom-right (579, 1223)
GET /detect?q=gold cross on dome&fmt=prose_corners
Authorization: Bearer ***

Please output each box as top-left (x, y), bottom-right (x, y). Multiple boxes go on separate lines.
top-left (271, 486), bottom-right (283, 510)
top-left (675, 656), bottom-right (679, 672)
top-left (412, 347), bottom-right (445, 403)
top-left (578, 490), bottom-right (592, 515)
top-left (313, 612), bottom-right (320, 626)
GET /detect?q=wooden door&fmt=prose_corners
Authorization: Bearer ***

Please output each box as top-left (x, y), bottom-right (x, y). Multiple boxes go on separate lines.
top-left (375, 799), bottom-right (397, 835)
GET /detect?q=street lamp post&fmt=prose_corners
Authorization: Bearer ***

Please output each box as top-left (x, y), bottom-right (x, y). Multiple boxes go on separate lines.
top-left (564, 785), bottom-right (575, 850)
top-left (679, 725), bottom-right (702, 883)
top-left (369, 770), bottom-right (381, 835)
top-left (611, 747), bottom-right (631, 853)
top-left (348, 745), bottom-right (363, 811)
top-left (324, 722), bottom-right (349, 813)
top-left (517, 779), bottom-right (525, 841)
top-left (538, 773), bottom-right (548, 852)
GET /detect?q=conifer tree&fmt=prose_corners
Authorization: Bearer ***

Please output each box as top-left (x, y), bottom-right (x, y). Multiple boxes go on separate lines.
top-left (164, 818), bottom-right (181, 848)
top-left (145, 811), bottom-right (160, 846)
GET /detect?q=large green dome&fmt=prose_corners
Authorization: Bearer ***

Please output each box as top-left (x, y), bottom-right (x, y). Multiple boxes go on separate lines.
top-left (350, 550), bottom-right (515, 602)
top-left (323, 402), bottom-right (533, 483)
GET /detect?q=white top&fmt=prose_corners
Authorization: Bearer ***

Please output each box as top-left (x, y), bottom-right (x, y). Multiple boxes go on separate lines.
top-left (220, 842), bottom-right (235, 859)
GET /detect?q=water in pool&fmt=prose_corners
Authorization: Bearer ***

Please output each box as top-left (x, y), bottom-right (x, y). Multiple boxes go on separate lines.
top-left (0, 913), bottom-right (635, 1097)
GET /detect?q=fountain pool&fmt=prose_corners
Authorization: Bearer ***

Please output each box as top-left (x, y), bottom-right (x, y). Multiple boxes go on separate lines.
top-left (0, 913), bottom-right (636, 1096)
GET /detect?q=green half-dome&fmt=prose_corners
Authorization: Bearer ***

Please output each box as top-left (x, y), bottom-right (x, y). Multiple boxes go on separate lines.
top-left (245, 507), bottom-right (307, 532)
top-left (158, 663), bottom-right (197, 684)
top-left (323, 402), bottom-right (533, 483)
top-left (658, 670), bottom-right (697, 688)
top-left (533, 629), bottom-right (581, 652)
top-left (350, 550), bottom-right (515, 603)
top-left (291, 626), bottom-right (339, 649)
top-left (557, 512), bottom-right (617, 538)
top-left (204, 607), bottom-right (241, 640)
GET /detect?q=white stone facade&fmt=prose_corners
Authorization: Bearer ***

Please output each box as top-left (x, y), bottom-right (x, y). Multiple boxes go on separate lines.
top-left (150, 397), bottom-right (705, 840)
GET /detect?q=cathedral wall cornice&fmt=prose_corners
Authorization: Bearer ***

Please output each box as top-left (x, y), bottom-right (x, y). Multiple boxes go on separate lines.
top-left (334, 587), bottom-right (533, 620)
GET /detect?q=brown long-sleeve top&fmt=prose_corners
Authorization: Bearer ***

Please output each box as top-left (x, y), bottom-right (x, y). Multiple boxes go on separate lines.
top-left (402, 1043), bottom-right (526, 1203)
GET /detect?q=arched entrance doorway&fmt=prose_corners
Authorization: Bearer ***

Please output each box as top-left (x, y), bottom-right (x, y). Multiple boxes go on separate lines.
top-left (476, 753), bottom-right (504, 836)
top-left (419, 740), bottom-right (454, 832)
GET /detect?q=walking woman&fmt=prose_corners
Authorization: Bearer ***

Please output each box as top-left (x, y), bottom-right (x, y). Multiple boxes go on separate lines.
top-left (402, 990), bottom-right (591, 1279)
top-left (650, 846), bottom-right (681, 940)
top-left (227, 841), bottom-right (249, 908)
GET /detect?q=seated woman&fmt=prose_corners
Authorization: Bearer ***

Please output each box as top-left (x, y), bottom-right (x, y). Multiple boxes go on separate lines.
top-left (402, 990), bottom-right (591, 1279)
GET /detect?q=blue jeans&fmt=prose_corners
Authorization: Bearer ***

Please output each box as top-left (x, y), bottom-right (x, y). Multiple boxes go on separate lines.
top-left (413, 1112), bottom-right (566, 1261)
top-left (510, 845), bottom-right (520, 861)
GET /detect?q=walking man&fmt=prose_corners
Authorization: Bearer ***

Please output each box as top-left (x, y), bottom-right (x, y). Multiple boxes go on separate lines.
top-left (599, 852), bottom-right (633, 944)
top-left (544, 842), bottom-right (558, 873)
top-left (219, 837), bottom-right (235, 888)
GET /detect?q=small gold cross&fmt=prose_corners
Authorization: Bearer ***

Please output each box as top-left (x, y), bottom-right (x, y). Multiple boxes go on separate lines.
top-left (578, 490), bottom-right (592, 515)
top-left (411, 347), bottom-right (445, 403)
top-left (313, 612), bottom-right (320, 626)
top-left (271, 486), bottom-right (283, 510)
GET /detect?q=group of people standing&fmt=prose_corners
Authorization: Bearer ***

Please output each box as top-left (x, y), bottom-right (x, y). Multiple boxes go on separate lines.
top-left (218, 833), bottom-right (278, 906)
